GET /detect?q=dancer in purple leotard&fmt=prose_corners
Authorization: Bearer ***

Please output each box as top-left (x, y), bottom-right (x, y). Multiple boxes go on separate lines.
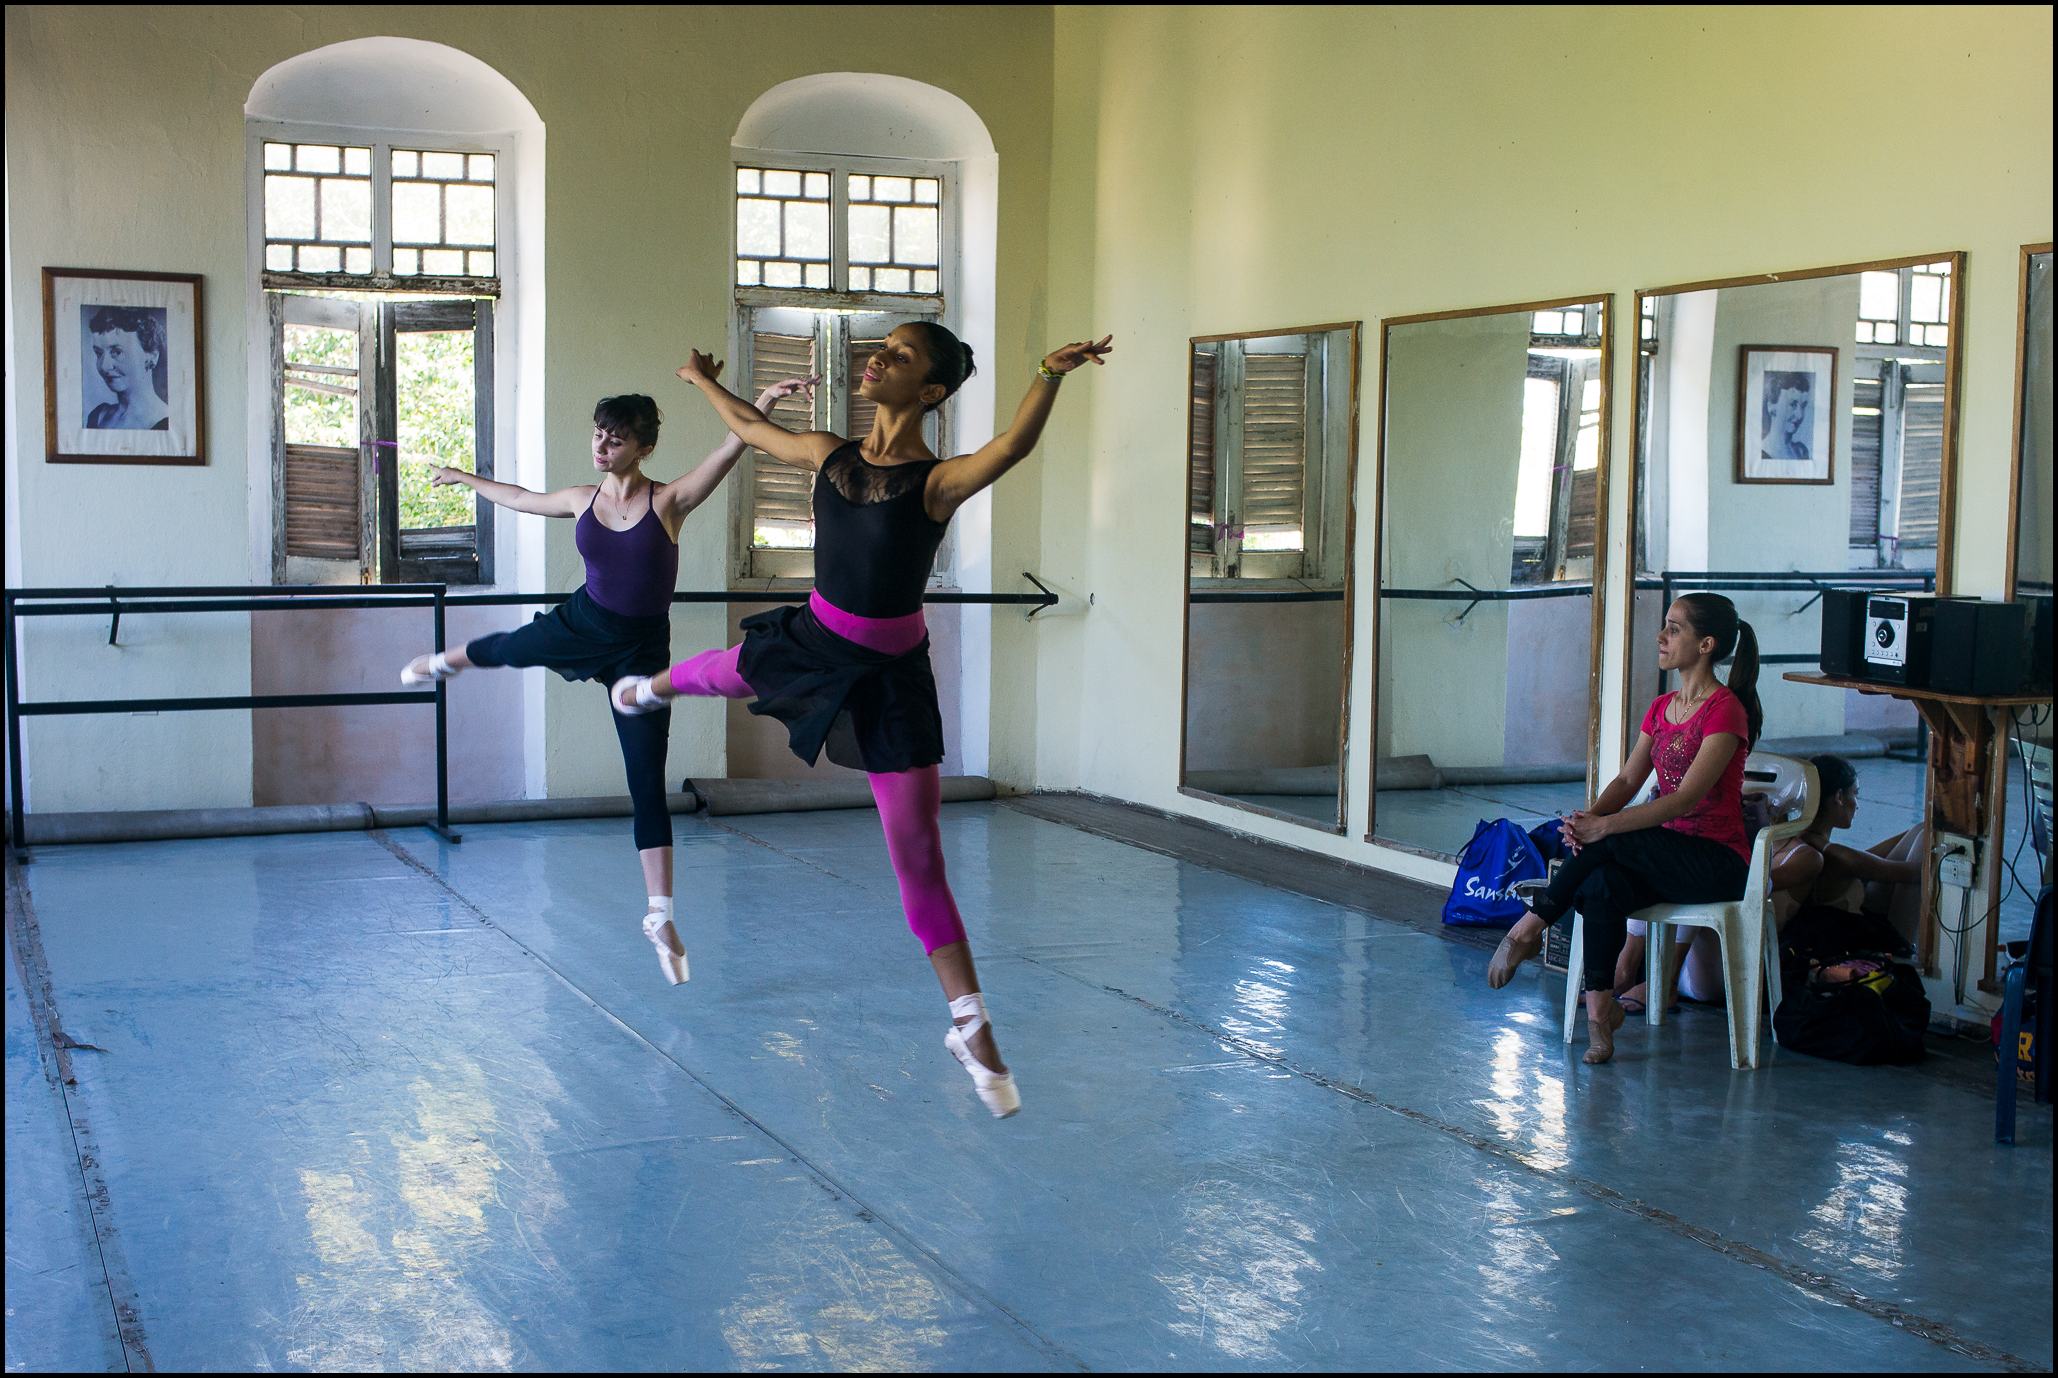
top-left (613, 324), bottom-right (1114, 1117)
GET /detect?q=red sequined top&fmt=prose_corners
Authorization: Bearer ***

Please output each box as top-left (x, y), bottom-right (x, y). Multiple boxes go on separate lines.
top-left (1640, 687), bottom-right (1751, 861)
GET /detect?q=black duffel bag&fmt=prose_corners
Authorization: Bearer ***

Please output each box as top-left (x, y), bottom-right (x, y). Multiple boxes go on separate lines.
top-left (1773, 905), bottom-right (1928, 1065)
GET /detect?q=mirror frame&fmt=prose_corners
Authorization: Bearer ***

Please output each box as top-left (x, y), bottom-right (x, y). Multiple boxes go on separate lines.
top-left (1620, 251), bottom-right (1966, 759)
top-left (1363, 294), bottom-right (1615, 853)
top-left (2006, 241), bottom-right (2054, 603)
top-left (1178, 319), bottom-right (1364, 836)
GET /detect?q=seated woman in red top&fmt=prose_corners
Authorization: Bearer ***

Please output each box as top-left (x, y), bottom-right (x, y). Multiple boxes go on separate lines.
top-left (1486, 592), bottom-right (1763, 1064)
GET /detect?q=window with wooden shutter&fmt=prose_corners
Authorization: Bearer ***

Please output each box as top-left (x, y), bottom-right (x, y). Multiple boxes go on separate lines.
top-left (747, 328), bottom-right (818, 549)
top-left (1849, 369), bottom-right (1884, 553)
top-left (1894, 375), bottom-right (1947, 552)
top-left (1189, 348), bottom-right (1216, 556)
top-left (1240, 353), bottom-right (1308, 551)
top-left (275, 293), bottom-right (373, 579)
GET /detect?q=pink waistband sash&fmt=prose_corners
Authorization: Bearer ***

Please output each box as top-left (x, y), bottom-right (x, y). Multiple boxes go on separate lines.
top-left (809, 589), bottom-right (927, 657)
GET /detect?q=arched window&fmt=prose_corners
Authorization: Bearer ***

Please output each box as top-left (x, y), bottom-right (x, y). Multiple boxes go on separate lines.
top-left (730, 75), bottom-right (997, 582)
top-left (245, 38), bottom-right (542, 587)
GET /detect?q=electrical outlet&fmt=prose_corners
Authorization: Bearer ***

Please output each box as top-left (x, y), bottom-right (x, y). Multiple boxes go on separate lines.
top-left (1937, 832), bottom-right (1976, 890)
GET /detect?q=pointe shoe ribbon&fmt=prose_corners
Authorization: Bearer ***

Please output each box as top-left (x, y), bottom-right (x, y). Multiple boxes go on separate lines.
top-left (643, 911), bottom-right (689, 985)
top-left (944, 992), bottom-right (1020, 1118)
top-left (612, 674), bottom-right (666, 716)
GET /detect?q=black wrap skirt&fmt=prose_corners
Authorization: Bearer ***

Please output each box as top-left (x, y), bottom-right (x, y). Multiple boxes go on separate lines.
top-left (736, 603), bottom-right (944, 773)
top-left (466, 586), bottom-right (670, 684)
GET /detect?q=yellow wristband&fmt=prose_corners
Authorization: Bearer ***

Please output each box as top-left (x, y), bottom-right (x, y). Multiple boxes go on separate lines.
top-left (1037, 363), bottom-right (1064, 382)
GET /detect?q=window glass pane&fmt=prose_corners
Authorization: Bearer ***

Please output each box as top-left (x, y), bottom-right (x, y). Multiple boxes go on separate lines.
top-left (737, 198), bottom-right (781, 256)
top-left (915, 178), bottom-right (939, 204)
top-left (804, 264), bottom-right (828, 288)
top-left (737, 168), bottom-right (760, 194)
top-left (420, 150), bottom-right (466, 180)
top-left (785, 199), bottom-right (829, 259)
top-left (393, 182), bottom-right (441, 245)
top-left (1857, 322), bottom-right (1875, 344)
top-left (299, 245), bottom-right (341, 273)
top-left (765, 261), bottom-right (802, 288)
top-left (468, 250), bottom-right (494, 277)
top-left (1910, 272), bottom-right (1943, 324)
top-left (1859, 271), bottom-right (1899, 321)
top-left (737, 260), bottom-right (761, 287)
top-left (764, 169), bottom-right (802, 196)
top-left (849, 266), bottom-right (872, 291)
top-left (296, 143), bottom-right (340, 174)
top-left (804, 171), bottom-right (828, 197)
top-left (445, 184), bottom-right (495, 245)
top-left (892, 206), bottom-right (938, 265)
top-left (344, 146), bottom-right (371, 175)
top-left (875, 267), bottom-right (910, 292)
top-left (391, 149), bottom-right (419, 177)
top-left (849, 204), bottom-right (891, 263)
top-left (264, 142), bottom-right (292, 171)
top-left (321, 178), bottom-right (371, 242)
top-left (1513, 375), bottom-right (1558, 537)
top-left (282, 323), bottom-right (358, 448)
top-left (848, 174), bottom-right (871, 199)
top-left (396, 329), bottom-right (477, 529)
top-left (1876, 324), bottom-right (1897, 344)
top-left (266, 243), bottom-right (293, 271)
top-left (421, 248), bottom-right (464, 275)
top-left (874, 176), bottom-right (912, 203)
top-left (913, 269), bottom-right (938, 293)
top-left (467, 153), bottom-right (495, 182)
top-left (393, 248), bottom-right (420, 276)
top-left (265, 174), bottom-right (316, 238)
top-left (345, 247), bottom-right (372, 274)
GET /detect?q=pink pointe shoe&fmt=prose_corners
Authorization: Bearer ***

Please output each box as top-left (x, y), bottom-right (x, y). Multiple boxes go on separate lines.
top-left (643, 910), bottom-right (688, 985)
top-left (944, 993), bottom-right (1020, 1118)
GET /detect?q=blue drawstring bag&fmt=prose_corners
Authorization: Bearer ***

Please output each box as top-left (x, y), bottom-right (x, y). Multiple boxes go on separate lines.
top-left (1443, 819), bottom-right (1547, 927)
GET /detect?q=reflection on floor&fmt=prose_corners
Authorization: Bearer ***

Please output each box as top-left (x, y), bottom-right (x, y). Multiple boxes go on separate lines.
top-left (6, 805), bottom-right (2049, 1371)
top-left (1375, 755), bottom-right (2043, 945)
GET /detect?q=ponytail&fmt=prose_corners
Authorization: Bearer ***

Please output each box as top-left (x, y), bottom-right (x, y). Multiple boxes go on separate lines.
top-left (1730, 619), bottom-right (1763, 747)
top-left (1677, 592), bottom-right (1764, 746)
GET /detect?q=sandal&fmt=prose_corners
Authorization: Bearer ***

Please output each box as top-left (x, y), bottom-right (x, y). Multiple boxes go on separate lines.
top-left (944, 993), bottom-right (1020, 1118)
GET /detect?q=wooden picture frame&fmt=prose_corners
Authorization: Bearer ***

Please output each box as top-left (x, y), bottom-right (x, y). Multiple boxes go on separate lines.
top-left (42, 267), bottom-right (205, 465)
top-left (1735, 344), bottom-right (1835, 485)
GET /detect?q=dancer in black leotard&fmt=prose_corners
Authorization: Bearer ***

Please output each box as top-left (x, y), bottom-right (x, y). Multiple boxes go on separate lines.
top-left (612, 324), bottom-right (1114, 1116)
top-left (397, 381), bottom-right (813, 981)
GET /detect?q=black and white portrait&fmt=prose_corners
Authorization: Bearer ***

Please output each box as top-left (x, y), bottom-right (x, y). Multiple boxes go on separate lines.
top-left (81, 304), bottom-right (171, 430)
top-left (1736, 346), bottom-right (1835, 484)
top-left (43, 268), bottom-right (204, 464)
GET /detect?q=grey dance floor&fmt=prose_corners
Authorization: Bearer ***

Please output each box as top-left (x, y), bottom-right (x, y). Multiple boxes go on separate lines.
top-left (6, 802), bottom-right (2050, 1371)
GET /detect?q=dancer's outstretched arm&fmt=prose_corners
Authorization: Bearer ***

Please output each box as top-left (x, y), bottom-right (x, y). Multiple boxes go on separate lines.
top-left (427, 465), bottom-right (589, 517)
top-left (676, 350), bottom-right (843, 471)
top-left (658, 375), bottom-right (821, 524)
top-left (926, 335), bottom-right (1113, 523)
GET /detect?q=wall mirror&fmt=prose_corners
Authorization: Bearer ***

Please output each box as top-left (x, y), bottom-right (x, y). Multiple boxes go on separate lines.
top-left (1368, 298), bottom-right (1610, 857)
top-left (2010, 244), bottom-right (2053, 602)
top-left (1628, 253), bottom-right (1965, 947)
top-left (1180, 322), bottom-right (1361, 833)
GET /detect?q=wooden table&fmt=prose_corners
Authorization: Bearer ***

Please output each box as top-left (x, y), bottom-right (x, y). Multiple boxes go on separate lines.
top-left (1784, 672), bottom-right (2050, 993)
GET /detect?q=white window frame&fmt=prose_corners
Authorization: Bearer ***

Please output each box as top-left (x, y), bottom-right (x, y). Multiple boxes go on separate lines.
top-left (247, 117), bottom-right (514, 586)
top-left (730, 151), bottom-right (956, 584)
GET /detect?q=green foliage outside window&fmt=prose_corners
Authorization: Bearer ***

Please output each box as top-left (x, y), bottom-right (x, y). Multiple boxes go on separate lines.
top-left (397, 330), bottom-right (477, 529)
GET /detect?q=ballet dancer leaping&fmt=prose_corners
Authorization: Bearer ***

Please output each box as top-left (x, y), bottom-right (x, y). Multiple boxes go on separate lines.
top-left (612, 323), bottom-right (1114, 1117)
top-left (400, 382), bottom-right (816, 978)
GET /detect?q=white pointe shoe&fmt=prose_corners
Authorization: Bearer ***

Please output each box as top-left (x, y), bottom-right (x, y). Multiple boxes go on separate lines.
top-left (400, 652), bottom-right (460, 686)
top-left (643, 911), bottom-right (689, 985)
top-left (944, 993), bottom-right (1020, 1118)
top-left (611, 674), bottom-right (666, 716)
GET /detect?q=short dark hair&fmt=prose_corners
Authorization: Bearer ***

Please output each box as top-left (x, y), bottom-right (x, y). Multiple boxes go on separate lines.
top-left (1809, 753), bottom-right (1857, 797)
top-left (593, 395), bottom-right (661, 449)
top-left (903, 321), bottom-right (976, 414)
top-left (87, 305), bottom-right (169, 399)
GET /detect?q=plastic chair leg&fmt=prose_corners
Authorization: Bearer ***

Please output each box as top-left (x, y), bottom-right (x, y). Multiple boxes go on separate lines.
top-left (1647, 922), bottom-right (1670, 1027)
top-left (1763, 907), bottom-right (1784, 1046)
top-left (1998, 962), bottom-right (2027, 1144)
top-left (1563, 913), bottom-right (1586, 1045)
top-left (1733, 918), bottom-right (1764, 1070)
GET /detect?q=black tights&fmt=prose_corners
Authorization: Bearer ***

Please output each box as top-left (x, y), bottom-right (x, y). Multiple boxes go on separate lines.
top-left (605, 691), bottom-right (674, 851)
top-left (1532, 828), bottom-right (1747, 989)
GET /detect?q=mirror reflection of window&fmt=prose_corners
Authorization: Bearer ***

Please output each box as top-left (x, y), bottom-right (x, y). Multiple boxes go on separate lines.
top-left (1371, 301), bottom-right (1606, 859)
top-left (2015, 248), bottom-right (2053, 600)
top-left (1182, 324), bottom-right (1360, 833)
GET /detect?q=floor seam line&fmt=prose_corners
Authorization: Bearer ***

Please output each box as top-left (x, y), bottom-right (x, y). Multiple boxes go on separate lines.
top-left (7, 852), bottom-right (154, 1373)
top-left (366, 829), bottom-right (1090, 1373)
top-left (1025, 952), bottom-right (2036, 1374)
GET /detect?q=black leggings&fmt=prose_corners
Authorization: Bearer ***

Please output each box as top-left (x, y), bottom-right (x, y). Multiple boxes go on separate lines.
top-left (1532, 828), bottom-right (1747, 989)
top-left (467, 590), bottom-right (674, 852)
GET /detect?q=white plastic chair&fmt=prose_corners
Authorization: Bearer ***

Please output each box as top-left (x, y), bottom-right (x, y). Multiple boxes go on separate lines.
top-left (1561, 754), bottom-right (1818, 1070)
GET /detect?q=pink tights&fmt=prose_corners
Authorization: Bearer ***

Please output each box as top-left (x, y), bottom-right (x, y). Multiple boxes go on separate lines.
top-left (666, 606), bottom-right (967, 955)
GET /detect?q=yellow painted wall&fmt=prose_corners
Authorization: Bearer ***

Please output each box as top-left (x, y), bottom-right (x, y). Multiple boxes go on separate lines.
top-left (1035, 4), bottom-right (2052, 882)
top-left (4, 5), bottom-right (1054, 810)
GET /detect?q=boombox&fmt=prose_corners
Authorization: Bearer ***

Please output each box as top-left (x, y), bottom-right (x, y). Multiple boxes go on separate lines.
top-left (1861, 593), bottom-right (1942, 684)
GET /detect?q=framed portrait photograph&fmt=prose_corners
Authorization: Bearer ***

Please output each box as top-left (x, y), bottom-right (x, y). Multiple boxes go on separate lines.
top-left (42, 267), bottom-right (205, 465)
top-left (1735, 344), bottom-right (1834, 484)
